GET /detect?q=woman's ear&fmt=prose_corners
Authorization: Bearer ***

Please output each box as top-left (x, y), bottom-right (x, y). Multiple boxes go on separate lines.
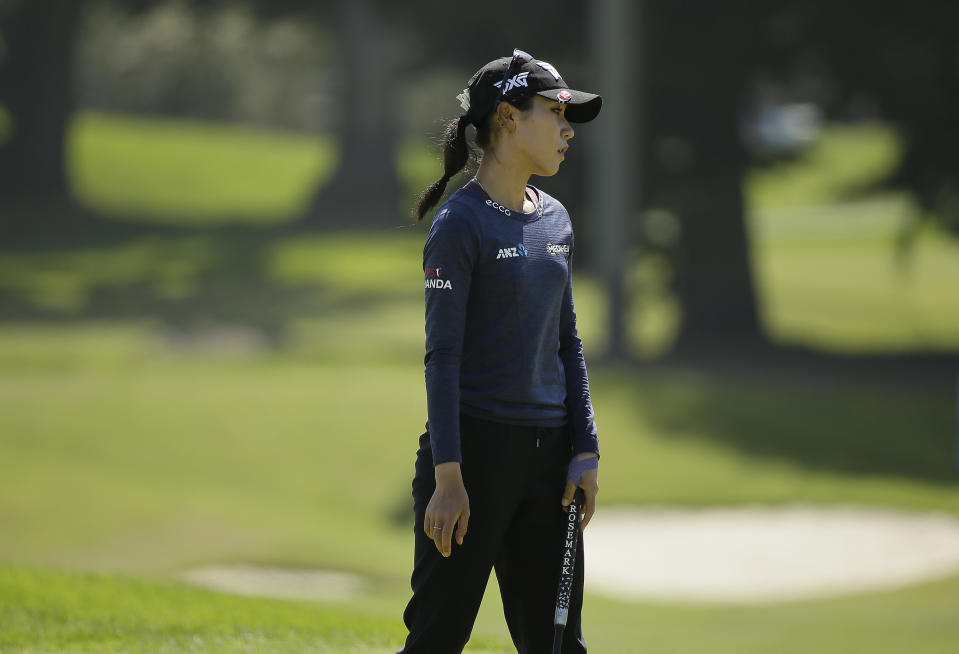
top-left (496, 103), bottom-right (515, 132)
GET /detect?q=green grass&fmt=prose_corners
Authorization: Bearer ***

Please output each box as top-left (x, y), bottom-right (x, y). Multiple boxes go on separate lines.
top-left (747, 123), bottom-right (901, 209)
top-left (750, 196), bottom-right (959, 352)
top-left (579, 575), bottom-right (959, 654)
top-left (0, 236), bottom-right (225, 311)
top-left (5, 562), bottom-right (959, 653)
top-left (68, 113), bottom-right (338, 223)
top-left (66, 112), bottom-right (442, 225)
top-left (0, 563), bottom-right (412, 654)
top-left (49, 111), bottom-right (959, 352)
top-left (0, 328), bottom-right (956, 580)
top-left (743, 123), bottom-right (959, 351)
top-left (3, 112), bottom-right (959, 652)
top-left (2, 215), bottom-right (958, 356)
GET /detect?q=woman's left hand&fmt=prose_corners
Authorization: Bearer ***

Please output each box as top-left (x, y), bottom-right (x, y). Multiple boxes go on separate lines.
top-left (562, 452), bottom-right (599, 531)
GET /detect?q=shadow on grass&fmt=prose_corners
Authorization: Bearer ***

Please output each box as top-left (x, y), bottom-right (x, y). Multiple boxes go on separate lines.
top-left (0, 203), bottom-right (424, 346)
top-left (618, 349), bottom-right (959, 485)
top-left (2, 205), bottom-right (957, 486)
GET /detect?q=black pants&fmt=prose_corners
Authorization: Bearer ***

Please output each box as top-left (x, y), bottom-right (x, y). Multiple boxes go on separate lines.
top-left (399, 413), bottom-right (587, 654)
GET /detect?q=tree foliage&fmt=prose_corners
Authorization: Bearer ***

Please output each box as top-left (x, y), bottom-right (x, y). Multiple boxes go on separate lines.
top-left (640, 0), bottom-right (959, 352)
top-left (1, 0), bottom-right (955, 354)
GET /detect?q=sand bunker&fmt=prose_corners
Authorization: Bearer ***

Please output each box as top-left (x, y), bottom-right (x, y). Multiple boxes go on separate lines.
top-left (585, 505), bottom-right (959, 603)
top-left (179, 505), bottom-right (959, 605)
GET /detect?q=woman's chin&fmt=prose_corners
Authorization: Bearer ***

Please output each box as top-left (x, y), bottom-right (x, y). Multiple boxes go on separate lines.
top-left (537, 162), bottom-right (562, 177)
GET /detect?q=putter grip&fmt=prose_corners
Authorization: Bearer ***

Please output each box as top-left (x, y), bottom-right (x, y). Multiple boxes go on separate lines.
top-left (552, 487), bottom-right (585, 652)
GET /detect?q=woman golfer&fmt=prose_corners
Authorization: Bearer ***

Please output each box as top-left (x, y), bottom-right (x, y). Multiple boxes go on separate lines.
top-left (399, 50), bottom-right (602, 654)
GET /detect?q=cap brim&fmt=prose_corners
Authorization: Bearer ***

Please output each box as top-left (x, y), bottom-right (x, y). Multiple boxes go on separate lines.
top-left (535, 88), bottom-right (602, 123)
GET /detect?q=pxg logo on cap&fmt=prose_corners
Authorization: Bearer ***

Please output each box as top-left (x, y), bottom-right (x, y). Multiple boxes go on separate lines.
top-left (461, 50), bottom-right (604, 125)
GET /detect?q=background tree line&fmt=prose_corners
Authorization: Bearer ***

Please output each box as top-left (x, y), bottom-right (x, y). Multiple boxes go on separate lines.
top-left (1, 0), bottom-right (956, 357)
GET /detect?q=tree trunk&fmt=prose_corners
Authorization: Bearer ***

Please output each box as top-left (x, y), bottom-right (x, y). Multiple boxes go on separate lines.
top-left (674, 173), bottom-right (762, 350)
top-left (0, 0), bottom-right (82, 209)
top-left (301, 0), bottom-right (400, 228)
top-left (588, 0), bottom-right (641, 359)
top-left (646, 0), bottom-right (764, 354)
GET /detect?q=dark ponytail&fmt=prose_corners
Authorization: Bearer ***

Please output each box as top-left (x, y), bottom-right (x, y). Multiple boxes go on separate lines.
top-left (412, 115), bottom-right (470, 221)
top-left (411, 94), bottom-right (535, 221)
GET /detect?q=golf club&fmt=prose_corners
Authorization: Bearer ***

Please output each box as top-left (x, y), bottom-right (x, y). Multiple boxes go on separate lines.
top-left (552, 487), bottom-right (584, 654)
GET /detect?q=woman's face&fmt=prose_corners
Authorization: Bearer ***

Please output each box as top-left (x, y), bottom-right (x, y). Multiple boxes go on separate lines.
top-left (509, 96), bottom-right (575, 176)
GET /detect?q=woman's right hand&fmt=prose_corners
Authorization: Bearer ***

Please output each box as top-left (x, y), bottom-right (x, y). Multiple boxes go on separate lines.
top-left (424, 461), bottom-right (470, 558)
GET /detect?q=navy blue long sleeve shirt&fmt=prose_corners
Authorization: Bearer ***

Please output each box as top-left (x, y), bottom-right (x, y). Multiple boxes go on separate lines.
top-left (423, 181), bottom-right (599, 465)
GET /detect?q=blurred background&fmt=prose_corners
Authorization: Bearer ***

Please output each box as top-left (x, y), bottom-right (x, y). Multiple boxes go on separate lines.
top-left (1, 1), bottom-right (958, 652)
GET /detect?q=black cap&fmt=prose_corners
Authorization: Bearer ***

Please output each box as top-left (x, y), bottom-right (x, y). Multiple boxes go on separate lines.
top-left (458, 53), bottom-right (602, 125)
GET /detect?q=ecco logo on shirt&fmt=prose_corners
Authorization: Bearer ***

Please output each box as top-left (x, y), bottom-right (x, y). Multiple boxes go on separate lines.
top-left (485, 199), bottom-right (512, 216)
top-left (496, 243), bottom-right (528, 260)
top-left (424, 266), bottom-right (452, 290)
top-left (546, 242), bottom-right (570, 256)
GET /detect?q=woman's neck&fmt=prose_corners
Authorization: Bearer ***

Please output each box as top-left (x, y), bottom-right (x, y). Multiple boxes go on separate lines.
top-left (474, 157), bottom-right (532, 213)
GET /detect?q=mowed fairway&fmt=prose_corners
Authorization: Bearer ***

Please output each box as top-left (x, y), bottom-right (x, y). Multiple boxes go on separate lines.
top-left (3, 564), bottom-right (959, 654)
top-left (1, 114), bottom-right (959, 652)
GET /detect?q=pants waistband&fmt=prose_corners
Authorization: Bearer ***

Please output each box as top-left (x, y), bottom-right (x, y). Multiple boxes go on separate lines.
top-left (460, 412), bottom-right (568, 440)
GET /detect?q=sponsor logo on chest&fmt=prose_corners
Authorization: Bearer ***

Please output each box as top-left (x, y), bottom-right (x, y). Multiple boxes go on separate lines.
top-left (484, 196), bottom-right (544, 218)
top-left (496, 243), bottom-right (529, 260)
top-left (486, 199), bottom-right (512, 216)
top-left (546, 241), bottom-right (570, 256)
